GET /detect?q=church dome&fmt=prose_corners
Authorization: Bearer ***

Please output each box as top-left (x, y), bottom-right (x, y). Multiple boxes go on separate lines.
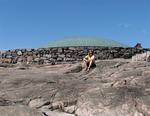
top-left (44, 37), bottom-right (128, 48)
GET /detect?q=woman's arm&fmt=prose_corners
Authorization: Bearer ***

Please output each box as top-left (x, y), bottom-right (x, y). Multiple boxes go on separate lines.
top-left (88, 60), bottom-right (92, 69)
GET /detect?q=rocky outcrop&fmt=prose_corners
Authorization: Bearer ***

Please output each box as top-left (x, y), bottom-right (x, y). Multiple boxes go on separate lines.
top-left (132, 51), bottom-right (150, 62)
top-left (0, 47), bottom-right (150, 65)
top-left (0, 59), bottom-right (150, 116)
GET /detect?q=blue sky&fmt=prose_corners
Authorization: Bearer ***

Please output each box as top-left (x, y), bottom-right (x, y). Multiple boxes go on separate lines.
top-left (0, 0), bottom-right (150, 50)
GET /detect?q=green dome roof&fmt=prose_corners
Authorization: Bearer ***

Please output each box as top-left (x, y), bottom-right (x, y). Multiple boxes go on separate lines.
top-left (44, 37), bottom-right (128, 48)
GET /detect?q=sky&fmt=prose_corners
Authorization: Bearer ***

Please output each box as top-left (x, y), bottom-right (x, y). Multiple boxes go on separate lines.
top-left (0, 0), bottom-right (150, 50)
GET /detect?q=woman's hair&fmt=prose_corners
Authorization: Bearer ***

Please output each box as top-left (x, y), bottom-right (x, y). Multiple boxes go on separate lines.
top-left (88, 50), bottom-right (94, 55)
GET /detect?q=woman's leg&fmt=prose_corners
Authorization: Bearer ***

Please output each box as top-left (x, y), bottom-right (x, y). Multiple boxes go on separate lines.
top-left (88, 60), bottom-right (96, 70)
top-left (83, 61), bottom-right (89, 71)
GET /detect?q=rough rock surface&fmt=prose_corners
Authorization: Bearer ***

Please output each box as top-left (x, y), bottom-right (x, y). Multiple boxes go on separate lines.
top-left (0, 59), bottom-right (150, 116)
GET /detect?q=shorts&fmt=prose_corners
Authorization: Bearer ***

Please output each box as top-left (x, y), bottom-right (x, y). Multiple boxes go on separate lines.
top-left (86, 62), bottom-right (96, 68)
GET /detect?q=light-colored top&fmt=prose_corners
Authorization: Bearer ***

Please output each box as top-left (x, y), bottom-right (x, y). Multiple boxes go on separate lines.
top-left (84, 55), bottom-right (95, 63)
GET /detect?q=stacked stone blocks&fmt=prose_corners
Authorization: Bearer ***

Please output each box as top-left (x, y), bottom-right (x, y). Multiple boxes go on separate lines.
top-left (0, 47), bottom-right (149, 64)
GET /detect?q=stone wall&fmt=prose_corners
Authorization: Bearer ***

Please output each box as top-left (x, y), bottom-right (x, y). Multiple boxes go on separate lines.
top-left (0, 46), bottom-right (150, 64)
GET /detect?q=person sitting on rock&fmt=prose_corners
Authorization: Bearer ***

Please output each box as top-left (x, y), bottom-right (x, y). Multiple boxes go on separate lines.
top-left (83, 50), bottom-right (96, 71)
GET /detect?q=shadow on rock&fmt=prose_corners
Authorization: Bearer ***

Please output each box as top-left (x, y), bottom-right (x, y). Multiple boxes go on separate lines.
top-left (64, 63), bottom-right (83, 74)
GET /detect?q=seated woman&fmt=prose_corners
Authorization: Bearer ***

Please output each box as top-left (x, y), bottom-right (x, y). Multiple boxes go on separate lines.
top-left (83, 50), bottom-right (96, 71)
